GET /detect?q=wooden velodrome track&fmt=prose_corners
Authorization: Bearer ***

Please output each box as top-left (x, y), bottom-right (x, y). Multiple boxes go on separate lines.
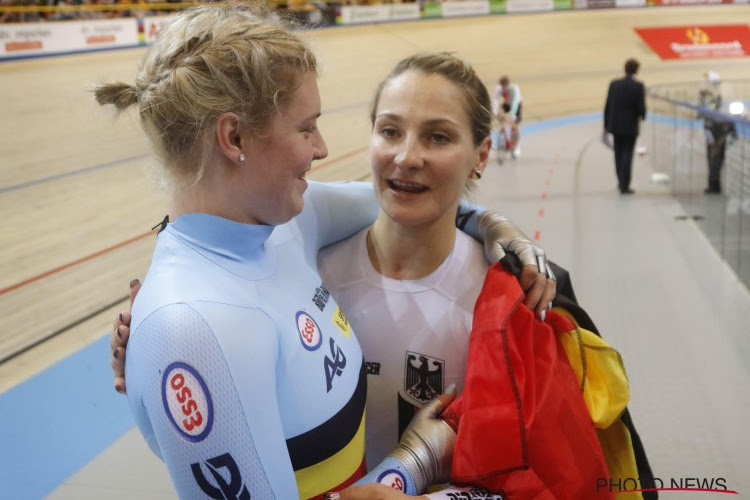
top-left (1, 5), bottom-right (749, 391)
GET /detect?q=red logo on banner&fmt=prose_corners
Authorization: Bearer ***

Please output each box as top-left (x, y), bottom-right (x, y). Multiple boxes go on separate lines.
top-left (635, 24), bottom-right (750, 60)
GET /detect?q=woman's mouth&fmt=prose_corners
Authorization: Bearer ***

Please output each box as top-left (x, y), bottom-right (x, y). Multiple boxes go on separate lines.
top-left (387, 179), bottom-right (428, 194)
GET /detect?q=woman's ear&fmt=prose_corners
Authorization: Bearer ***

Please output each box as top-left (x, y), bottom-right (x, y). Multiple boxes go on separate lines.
top-left (215, 112), bottom-right (246, 164)
top-left (474, 135), bottom-right (492, 177)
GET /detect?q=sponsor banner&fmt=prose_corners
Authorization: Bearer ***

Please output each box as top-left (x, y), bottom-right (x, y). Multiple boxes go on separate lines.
top-left (421, 1), bottom-right (443, 18)
top-left (554, 0), bottom-right (573, 10)
top-left (140, 15), bottom-right (176, 45)
top-left (441, 0), bottom-right (491, 17)
top-left (390, 2), bottom-right (421, 21)
top-left (489, 0), bottom-right (507, 14)
top-left (649, 0), bottom-right (732, 4)
top-left (635, 25), bottom-right (750, 60)
top-left (339, 4), bottom-right (391, 24)
top-left (0, 18), bottom-right (136, 58)
top-left (616, 0), bottom-right (646, 6)
top-left (587, 0), bottom-right (616, 7)
top-left (284, 5), bottom-right (338, 27)
top-left (507, 0), bottom-right (555, 12)
top-left (573, 0), bottom-right (588, 8)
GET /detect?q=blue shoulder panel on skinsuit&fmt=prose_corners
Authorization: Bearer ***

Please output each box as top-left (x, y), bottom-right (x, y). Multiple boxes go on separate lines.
top-left (127, 209), bottom-right (365, 499)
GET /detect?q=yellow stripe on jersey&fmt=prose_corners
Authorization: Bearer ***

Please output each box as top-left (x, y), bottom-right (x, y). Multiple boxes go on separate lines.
top-left (295, 413), bottom-right (366, 499)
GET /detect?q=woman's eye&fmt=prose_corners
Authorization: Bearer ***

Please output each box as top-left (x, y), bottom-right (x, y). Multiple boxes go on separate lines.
top-left (300, 122), bottom-right (318, 134)
top-left (380, 127), bottom-right (399, 138)
top-left (431, 133), bottom-right (450, 144)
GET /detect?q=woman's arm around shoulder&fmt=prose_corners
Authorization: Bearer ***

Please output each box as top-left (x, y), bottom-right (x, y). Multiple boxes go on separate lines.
top-left (295, 181), bottom-right (379, 258)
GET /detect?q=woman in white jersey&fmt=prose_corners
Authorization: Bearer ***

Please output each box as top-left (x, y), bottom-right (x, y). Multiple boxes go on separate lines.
top-left (105, 11), bottom-right (555, 494)
top-left (321, 53), bottom-right (506, 499)
top-left (96, 4), bottom-right (556, 496)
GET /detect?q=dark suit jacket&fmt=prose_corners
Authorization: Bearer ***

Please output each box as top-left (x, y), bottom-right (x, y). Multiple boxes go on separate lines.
top-left (604, 75), bottom-right (646, 136)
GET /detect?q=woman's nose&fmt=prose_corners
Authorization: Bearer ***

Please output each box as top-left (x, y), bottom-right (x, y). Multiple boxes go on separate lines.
top-left (313, 129), bottom-right (328, 160)
top-left (394, 137), bottom-right (423, 168)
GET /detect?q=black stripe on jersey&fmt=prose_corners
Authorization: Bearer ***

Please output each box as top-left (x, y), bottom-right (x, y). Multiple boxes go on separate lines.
top-left (286, 360), bottom-right (366, 470)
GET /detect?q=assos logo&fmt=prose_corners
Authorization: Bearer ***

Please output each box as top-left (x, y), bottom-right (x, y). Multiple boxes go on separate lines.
top-left (377, 469), bottom-right (407, 492)
top-left (296, 311), bottom-right (323, 351)
top-left (162, 362), bottom-right (214, 442)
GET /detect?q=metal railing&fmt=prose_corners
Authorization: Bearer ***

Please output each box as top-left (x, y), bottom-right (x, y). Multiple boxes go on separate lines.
top-left (647, 80), bottom-right (750, 288)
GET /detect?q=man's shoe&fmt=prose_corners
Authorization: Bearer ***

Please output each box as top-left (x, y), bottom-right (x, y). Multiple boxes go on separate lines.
top-left (704, 187), bottom-right (722, 194)
top-left (620, 188), bottom-right (635, 195)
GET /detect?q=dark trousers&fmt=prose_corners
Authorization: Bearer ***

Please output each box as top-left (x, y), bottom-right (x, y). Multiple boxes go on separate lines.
top-left (613, 134), bottom-right (637, 192)
top-left (706, 140), bottom-right (726, 192)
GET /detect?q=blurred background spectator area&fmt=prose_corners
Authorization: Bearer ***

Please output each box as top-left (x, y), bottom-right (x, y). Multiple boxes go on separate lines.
top-left (0, 0), bottom-right (419, 23)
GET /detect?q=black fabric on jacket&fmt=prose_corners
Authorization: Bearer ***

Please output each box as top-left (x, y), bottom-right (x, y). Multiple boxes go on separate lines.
top-left (501, 254), bottom-right (658, 500)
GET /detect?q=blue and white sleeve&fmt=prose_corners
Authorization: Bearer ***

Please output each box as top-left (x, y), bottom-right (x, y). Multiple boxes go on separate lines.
top-left (126, 303), bottom-right (299, 499)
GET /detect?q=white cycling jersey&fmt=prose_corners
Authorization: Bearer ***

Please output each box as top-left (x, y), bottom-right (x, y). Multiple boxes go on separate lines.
top-left (319, 227), bottom-right (489, 467)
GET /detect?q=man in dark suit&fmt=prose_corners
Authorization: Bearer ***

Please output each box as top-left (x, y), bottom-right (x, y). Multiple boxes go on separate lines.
top-left (604, 58), bottom-right (646, 195)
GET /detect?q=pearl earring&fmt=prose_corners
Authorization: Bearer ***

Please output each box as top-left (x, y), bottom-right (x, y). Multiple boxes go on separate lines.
top-left (239, 152), bottom-right (246, 163)
top-left (472, 170), bottom-right (482, 180)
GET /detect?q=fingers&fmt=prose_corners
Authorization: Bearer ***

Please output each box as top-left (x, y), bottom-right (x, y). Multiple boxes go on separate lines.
top-left (129, 278), bottom-right (141, 307)
top-left (519, 265), bottom-right (556, 319)
top-left (111, 278), bottom-right (139, 395)
top-left (325, 484), bottom-right (418, 500)
top-left (111, 346), bottom-right (127, 394)
top-left (538, 278), bottom-right (556, 316)
top-left (114, 375), bottom-right (126, 394)
top-left (325, 484), bottom-right (388, 500)
top-left (111, 323), bottom-right (128, 393)
top-left (433, 383), bottom-right (457, 414)
top-left (520, 265), bottom-right (545, 312)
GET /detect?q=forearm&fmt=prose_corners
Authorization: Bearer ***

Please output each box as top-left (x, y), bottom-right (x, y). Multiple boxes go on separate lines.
top-left (355, 398), bottom-right (456, 495)
top-left (457, 202), bottom-right (540, 268)
top-left (301, 181), bottom-right (379, 253)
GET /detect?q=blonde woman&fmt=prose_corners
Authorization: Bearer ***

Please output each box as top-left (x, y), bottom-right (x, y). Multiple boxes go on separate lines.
top-left (99, 4), bottom-right (554, 499)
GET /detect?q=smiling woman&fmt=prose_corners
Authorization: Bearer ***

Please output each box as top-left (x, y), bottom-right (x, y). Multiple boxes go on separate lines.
top-left (93, 3), bottom-right (553, 499)
top-left (367, 60), bottom-right (491, 280)
top-left (319, 53), bottom-right (499, 499)
top-left (93, 4), bottom-right (378, 498)
top-left (208, 72), bottom-right (328, 225)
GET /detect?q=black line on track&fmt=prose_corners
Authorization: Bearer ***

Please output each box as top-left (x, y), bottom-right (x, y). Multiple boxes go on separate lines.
top-left (0, 294), bottom-right (129, 365)
top-left (0, 155), bottom-right (148, 194)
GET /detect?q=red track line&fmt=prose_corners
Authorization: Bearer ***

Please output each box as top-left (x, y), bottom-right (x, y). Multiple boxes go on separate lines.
top-left (0, 230), bottom-right (155, 297)
top-left (1, 147), bottom-right (371, 298)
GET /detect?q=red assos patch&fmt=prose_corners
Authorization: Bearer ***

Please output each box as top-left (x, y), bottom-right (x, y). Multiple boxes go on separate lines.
top-left (161, 362), bottom-right (214, 442)
top-left (296, 311), bottom-right (323, 351)
top-left (377, 470), bottom-right (407, 491)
